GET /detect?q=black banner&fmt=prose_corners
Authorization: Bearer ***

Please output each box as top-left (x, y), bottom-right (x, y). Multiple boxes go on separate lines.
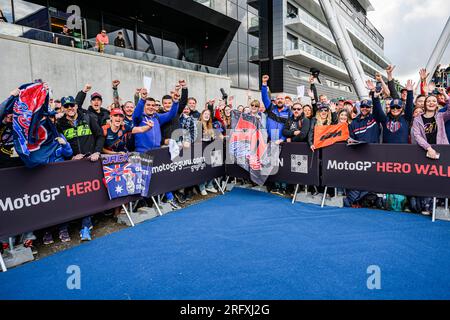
top-left (226, 143), bottom-right (320, 186)
top-left (322, 144), bottom-right (450, 198)
top-left (147, 142), bottom-right (225, 196)
top-left (0, 159), bottom-right (138, 239)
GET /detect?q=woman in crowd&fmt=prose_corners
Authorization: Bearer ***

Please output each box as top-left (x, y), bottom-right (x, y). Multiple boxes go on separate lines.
top-left (179, 104), bottom-right (198, 147)
top-left (337, 109), bottom-right (351, 125)
top-left (198, 109), bottom-right (222, 196)
top-left (308, 103), bottom-right (335, 152)
top-left (303, 104), bottom-right (313, 120)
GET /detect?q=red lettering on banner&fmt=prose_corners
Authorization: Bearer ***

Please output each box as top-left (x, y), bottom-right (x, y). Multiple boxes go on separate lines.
top-left (386, 162), bottom-right (393, 173)
top-left (76, 183), bottom-right (84, 195)
top-left (66, 184), bottom-right (77, 197)
top-left (65, 180), bottom-right (102, 197)
top-left (376, 162), bottom-right (385, 172)
top-left (415, 164), bottom-right (430, 175)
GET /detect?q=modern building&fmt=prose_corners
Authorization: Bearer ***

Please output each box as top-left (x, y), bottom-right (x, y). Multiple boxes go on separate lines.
top-left (259, 0), bottom-right (390, 100)
top-left (0, 0), bottom-right (263, 103)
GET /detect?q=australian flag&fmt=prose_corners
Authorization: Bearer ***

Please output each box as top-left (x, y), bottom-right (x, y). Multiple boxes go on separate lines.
top-left (2, 82), bottom-right (60, 168)
top-left (102, 154), bottom-right (143, 200)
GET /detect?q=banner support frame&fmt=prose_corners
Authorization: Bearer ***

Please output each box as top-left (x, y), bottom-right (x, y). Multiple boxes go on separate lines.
top-left (0, 252), bottom-right (6, 272)
top-left (292, 184), bottom-right (299, 204)
top-left (152, 196), bottom-right (163, 216)
top-left (432, 197), bottom-right (437, 222)
top-left (321, 186), bottom-right (328, 208)
top-left (214, 178), bottom-right (225, 195)
top-left (121, 204), bottom-right (135, 227)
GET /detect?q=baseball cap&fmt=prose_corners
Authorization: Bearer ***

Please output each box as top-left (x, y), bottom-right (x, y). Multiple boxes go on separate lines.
top-left (337, 96), bottom-right (345, 101)
top-left (61, 96), bottom-right (76, 106)
top-left (344, 100), bottom-right (353, 105)
top-left (110, 108), bottom-right (124, 117)
top-left (360, 99), bottom-right (373, 108)
top-left (317, 103), bottom-right (330, 110)
top-left (91, 92), bottom-right (103, 101)
top-left (391, 99), bottom-right (404, 108)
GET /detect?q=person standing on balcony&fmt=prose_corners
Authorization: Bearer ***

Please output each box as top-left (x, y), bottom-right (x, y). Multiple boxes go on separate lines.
top-left (96, 29), bottom-right (109, 53)
top-left (55, 25), bottom-right (74, 48)
top-left (114, 31), bottom-right (126, 49)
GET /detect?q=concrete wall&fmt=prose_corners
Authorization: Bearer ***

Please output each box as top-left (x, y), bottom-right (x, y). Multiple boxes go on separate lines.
top-left (0, 34), bottom-right (231, 110)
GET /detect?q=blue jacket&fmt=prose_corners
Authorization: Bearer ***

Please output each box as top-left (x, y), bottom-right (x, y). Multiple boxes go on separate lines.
top-left (373, 91), bottom-right (413, 144)
top-left (439, 106), bottom-right (450, 141)
top-left (132, 99), bottom-right (179, 152)
top-left (349, 114), bottom-right (380, 143)
top-left (261, 85), bottom-right (292, 141)
top-left (48, 134), bottom-right (73, 163)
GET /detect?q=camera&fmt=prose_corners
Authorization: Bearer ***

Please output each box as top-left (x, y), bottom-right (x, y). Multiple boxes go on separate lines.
top-left (376, 82), bottom-right (382, 93)
top-left (310, 68), bottom-right (321, 84)
top-left (220, 88), bottom-right (228, 103)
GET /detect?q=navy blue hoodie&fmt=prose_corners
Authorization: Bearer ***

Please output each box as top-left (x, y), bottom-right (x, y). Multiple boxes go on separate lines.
top-left (349, 113), bottom-right (380, 143)
top-left (373, 90), bottom-right (414, 144)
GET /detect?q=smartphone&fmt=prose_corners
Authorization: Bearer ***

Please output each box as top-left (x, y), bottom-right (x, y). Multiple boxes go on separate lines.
top-left (376, 82), bottom-right (382, 93)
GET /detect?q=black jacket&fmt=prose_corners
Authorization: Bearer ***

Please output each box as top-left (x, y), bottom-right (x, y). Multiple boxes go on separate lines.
top-left (161, 88), bottom-right (188, 143)
top-left (282, 115), bottom-right (311, 142)
top-left (57, 112), bottom-right (105, 156)
top-left (75, 90), bottom-right (109, 127)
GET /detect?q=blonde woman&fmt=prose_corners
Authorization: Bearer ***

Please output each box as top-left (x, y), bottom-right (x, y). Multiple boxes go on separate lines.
top-left (308, 103), bottom-right (334, 151)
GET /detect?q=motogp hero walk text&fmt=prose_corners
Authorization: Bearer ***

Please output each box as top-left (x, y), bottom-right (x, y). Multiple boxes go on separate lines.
top-left (327, 160), bottom-right (450, 177)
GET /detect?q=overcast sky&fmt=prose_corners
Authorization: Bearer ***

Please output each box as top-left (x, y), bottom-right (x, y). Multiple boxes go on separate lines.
top-left (367, 0), bottom-right (450, 85)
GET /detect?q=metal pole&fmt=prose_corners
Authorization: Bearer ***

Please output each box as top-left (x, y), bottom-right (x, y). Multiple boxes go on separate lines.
top-left (432, 197), bottom-right (437, 222)
top-left (292, 184), bottom-right (299, 204)
top-left (321, 186), bottom-right (328, 208)
top-left (318, 0), bottom-right (369, 99)
top-left (0, 252), bottom-right (6, 272)
top-left (305, 185), bottom-right (308, 195)
top-left (152, 196), bottom-right (163, 216)
top-left (420, 16), bottom-right (450, 93)
top-left (121, 204), bottom-right (135, 227)
top-left (214, 178), bottom-right (225, 195)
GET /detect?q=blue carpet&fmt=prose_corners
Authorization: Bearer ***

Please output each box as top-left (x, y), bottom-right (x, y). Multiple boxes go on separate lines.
top-left (1, 187), bottom-right (450, 300)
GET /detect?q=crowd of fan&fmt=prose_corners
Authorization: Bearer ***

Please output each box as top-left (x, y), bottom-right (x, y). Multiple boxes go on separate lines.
top-left (1, 64), bottom-right (449, 253)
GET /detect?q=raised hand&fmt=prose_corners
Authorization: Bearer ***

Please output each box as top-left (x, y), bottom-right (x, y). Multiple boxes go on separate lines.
top-left (365, 80), bottom-right (376, 92)
top-left (428, 82), bottom-right (436, 93)
top-left (140, 88), bottom-right (148, 99)
top-left (144, 119), bottom-right (154, 128)
top-left (10, 88), bottom-right (20, 97)
top-left (307, 89), bottom-right (314, 99)
top-left (262, 75), bottom-right (269, 85)
top-left (83, 83), bottom-right (92, 93)
top-left (419, 68), bottom-right (429, 82)
top-left (112, 80), bottom-right (120, 88)
top-left (386, 65), bottom-right (395, 79)
top-left (178, 80), bottom-right (187, 88)
top-left (405, 80), bottom-right (415, 91)
top-left (309, 75), bottom-right (315, 84)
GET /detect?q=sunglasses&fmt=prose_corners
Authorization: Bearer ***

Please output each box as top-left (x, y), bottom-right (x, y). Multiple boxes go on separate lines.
top-left (319, 109), bottom-right (329, 112)
top-left (360, 105), bottom-right (372, 109)
top-left (63, 104), bottom-right (75, 109)
top-left (293, 108), bottom-right (302, 111)
top-left (390, 105), bottom-right (403, 110)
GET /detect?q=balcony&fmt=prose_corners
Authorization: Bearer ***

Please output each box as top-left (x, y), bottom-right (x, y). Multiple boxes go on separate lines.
top-left (285, 7), bottom-right (338, 55)
top-left (248, 16), bottom-right (259, 37)
top-left (0, 23), bottom-right (221, 75)
top-left (355, 49), bottom-right (385, 76)
top-left (247, 0), bottom-right (259, 10)
top-left (248, 46), bottom-right (259, 64)
top-left (285, 39), bottom-right (348, 79)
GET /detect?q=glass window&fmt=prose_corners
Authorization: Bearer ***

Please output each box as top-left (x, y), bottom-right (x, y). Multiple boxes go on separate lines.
top-left (227, 1), bottom-right (237, 19)
top-left (237, 5), bottom-right (247, 44)
top-left (137, 25), bottom-right (163, 56)
top-left (228, 40), bottom-right (239, 87)
top-left (287, 32), bottom-right (298, 50)
top-left (0, 0), bottom-right (13, 22)
top-left (249, 58), bottom-right (259, 90)
top-left (238, 42), bottom-right (248, 88)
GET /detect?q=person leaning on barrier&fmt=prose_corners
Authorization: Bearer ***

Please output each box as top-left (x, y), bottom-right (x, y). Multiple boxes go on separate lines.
top-left (308, 103), bottom-right (336, 152)
top-left (370, 79), bottom-right (415, 144)
top-left (55, 96), bottom-right (105, 241)
top-left (282, 102), bottom-right (310, 143)
top-left (54, 25), bottom-right (74, 48)
top-left (348, 99), bottom-right (380, 144)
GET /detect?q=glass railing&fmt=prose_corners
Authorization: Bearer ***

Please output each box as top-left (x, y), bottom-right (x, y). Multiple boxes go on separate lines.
top-left (344, 20), bottom-right (388, 62)
top-left (286, 6), bottom-right (333, 41)
top-left (286, 39), bottom-right (346, 71)
top-left (193, 0), bottom-right (227, 15)
top-left (355, 50), bottom-right (385, 74)
top-left (0, 23), bottom-right (221, 75)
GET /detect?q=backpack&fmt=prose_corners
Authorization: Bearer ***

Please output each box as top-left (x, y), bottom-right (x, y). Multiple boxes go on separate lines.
top-left (385, 194), bottom-right (407, 212)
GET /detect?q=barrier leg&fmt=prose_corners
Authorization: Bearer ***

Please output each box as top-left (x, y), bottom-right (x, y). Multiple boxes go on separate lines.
top-left (223, 176), bottom-right (230, 190)
top-left (321, 186), bottom-right (328, 208)
top-left (0, 252), bottom-right (6, 272)
top-left (121, 204), bottom-right (135, 227)
top-left (292, 184), bottom-right (299, 204)
top-left (445, 199), bottom-right (448, 214)
top-left (9, 238), bottom-right (14, 253)
top-left (129, 202), bottom-right (133, 214)
top-left (152, 196), bottom-right (163, 216)
top-left (305, 185), bottom-right (308, 195)
top-left (432, 197), bottom-right (437, 222)
top-left (133, 200), bottom-right (140, 211)
top-left (214, 178), bottom-right (225, 195)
